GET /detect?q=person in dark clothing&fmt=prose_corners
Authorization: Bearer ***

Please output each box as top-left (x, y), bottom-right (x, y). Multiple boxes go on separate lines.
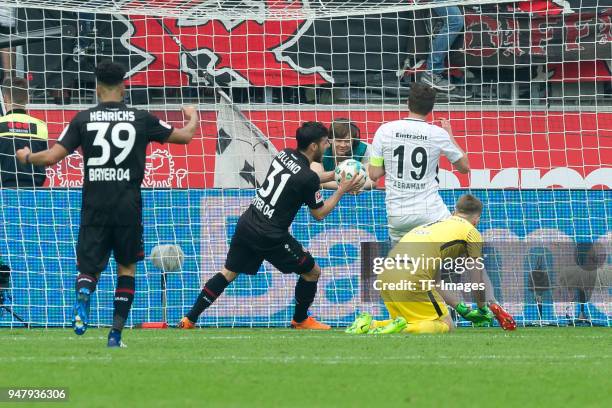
top-left (0, 76), bottom-right (48, 188)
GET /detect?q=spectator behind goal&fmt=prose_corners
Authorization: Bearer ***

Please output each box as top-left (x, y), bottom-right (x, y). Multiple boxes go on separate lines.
top-left (419, 2), bottom-right (464, 92)
top-left (0, 6), bottom-right (16, 81)
top-left (0, 77), bottom-right (48, 187)
top-left (311, 118), bottom-right (376, 189)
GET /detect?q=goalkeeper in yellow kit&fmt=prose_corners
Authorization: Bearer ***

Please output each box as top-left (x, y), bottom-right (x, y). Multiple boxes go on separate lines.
top-left (347, 194), bottom-right (515, 334)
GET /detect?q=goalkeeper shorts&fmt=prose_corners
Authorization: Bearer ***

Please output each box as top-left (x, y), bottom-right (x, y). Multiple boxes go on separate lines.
top-left (383, 290), bottom-right (449, 323)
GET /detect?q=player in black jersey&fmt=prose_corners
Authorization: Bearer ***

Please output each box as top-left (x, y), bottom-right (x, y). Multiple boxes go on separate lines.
top-left (16, 60), bottom-right (199, 347)
top-left (179, 122), bottom-right (363, 330)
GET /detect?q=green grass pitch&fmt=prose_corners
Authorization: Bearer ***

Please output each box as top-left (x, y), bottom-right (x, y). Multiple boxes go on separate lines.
top-left (0, 328), bottom-right (610, 407)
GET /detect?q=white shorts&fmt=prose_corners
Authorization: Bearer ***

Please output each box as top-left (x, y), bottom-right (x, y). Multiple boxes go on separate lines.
top-left (387, 206), bottom-right (451, 244)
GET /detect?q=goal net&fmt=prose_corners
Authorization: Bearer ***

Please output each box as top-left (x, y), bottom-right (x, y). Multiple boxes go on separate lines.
top-left (0, 0), bottom-right (610, 328)
top-left (1, 0), bottom-right (530, 19)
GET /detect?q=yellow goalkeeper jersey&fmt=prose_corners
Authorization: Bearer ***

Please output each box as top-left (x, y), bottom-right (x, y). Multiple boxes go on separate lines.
top-left (389, 215), bottom-right (484, 282)
top-left (378, 215), bottom-right (483, 322)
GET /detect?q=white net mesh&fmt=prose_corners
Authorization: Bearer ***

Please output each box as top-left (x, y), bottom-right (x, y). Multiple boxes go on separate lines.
top-left (0, 0), bottom-right (610, 328)
top-left (3, 0), bottom-right (528, 20)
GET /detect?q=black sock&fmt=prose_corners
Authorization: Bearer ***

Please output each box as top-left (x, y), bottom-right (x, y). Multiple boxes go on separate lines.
top-left (293, 277), bottom-right (317, 323)
top-left (112, 275), bottom-right (135, 331)
top-left (186, 273), bottom-right (230, 323)
top-left (75, 273), bottom-right (97, 295)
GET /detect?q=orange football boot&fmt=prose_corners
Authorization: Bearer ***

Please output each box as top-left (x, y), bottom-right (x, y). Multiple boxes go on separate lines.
top-left (291, 316), bottom-right (331, 330)
top-left (178, 317), bottom-right (195, 329)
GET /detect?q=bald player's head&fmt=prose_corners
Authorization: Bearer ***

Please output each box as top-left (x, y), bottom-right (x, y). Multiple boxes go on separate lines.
top-left (454, 194), bottom-right (483, 226)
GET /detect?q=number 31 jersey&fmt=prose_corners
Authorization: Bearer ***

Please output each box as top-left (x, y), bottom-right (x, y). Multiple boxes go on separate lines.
top-left (243, 148), bottom-right (324, 239)
top-left (57, 101), bottom-right (174, 225)
top-left (371, 118), bottom-right (463, 218)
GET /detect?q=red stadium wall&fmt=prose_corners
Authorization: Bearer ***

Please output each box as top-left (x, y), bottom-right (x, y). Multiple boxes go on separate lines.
top-left (30, 109), bottom-right (612, 189)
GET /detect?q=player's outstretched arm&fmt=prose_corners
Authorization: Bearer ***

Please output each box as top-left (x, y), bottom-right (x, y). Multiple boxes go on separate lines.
top-left (16, 143), bottom-right (70, 167)
top-left (309, 172), bottom-right (363, 220)
top-left (452, 156), bottom-right (470, 174)
top-left (166, 106), bottom-right (198, 144)
top-left (368, 163), bottom-right (385, 182)
top-left (440, 118), bottom-right (470, 174)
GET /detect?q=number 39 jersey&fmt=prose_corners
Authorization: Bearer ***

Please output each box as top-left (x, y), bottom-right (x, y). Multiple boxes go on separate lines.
top-left (242, 148), bottom-right (324, 239)
top-left (371, 118), bottom-right (463, 217)
top-left (57, 102), bottom-right (174, 225)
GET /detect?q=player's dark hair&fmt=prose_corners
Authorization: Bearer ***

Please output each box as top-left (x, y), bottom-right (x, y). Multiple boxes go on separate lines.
top-left (330, 118), bottom-right (360, 148)
top-left (296, 122), bottom-right (328, 150)
top-left (1, 76), bottom-right (28, 106)
top-left (455, 194), bottom-right (483, 216)
top-left (408, 83), bottom-right (437, 115)
top-left (95, 60), bottom-right (126, 86)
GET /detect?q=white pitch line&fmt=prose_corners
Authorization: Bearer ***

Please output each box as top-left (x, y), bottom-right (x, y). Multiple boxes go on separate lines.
top-left (1, 333), bottom-right (610, 341)
top-left (0, 354), bottom-right (608, 365)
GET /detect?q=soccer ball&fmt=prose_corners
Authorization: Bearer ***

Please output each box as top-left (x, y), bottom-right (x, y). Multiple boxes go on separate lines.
top-left (334, 159), bottom-right (367, 185)
top-left (151, 244), bottom-right (185, 272)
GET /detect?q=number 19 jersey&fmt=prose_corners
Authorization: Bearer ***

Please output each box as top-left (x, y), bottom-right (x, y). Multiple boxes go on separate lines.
top-left (370, 118), bottom-right (463, 218)
top-left (57, 101), bottom-right (174, 225)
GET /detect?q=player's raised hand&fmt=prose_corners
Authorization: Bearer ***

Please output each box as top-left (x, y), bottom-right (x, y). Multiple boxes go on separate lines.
top-left (440, 118), bottom-right (453, 136)
top-left (337, 171), bottom-right (364, 194)
top-left (182, 106), bottom-right (198, 121)
top-left (16, 146), bottom-right (31, 164)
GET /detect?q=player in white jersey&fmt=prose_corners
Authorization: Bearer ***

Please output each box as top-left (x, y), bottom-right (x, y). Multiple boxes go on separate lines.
top-left (368, 83), bottom-right (469, 243)
top-left (367, 84), bottom-right (516, 330)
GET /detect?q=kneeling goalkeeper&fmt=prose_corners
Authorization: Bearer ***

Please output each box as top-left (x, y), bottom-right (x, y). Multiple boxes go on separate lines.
top-left (347, 194), bottom-right (515, 334)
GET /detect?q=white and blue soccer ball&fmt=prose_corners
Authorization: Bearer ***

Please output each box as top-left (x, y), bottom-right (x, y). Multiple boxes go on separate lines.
top-left (334, 159), bottom-right (367, 186)
top-left (151, 244), bottom-right (185, 272)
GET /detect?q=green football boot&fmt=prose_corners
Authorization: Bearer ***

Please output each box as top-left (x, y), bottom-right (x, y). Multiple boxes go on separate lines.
top-left (345, 312), bottom-right (373, 334)
top-left (455, 302), bottom-right (472, 319)
top-left (368, 317), bottom-right (407, 334)
top-left (465, 306), bottom-right (494, 327)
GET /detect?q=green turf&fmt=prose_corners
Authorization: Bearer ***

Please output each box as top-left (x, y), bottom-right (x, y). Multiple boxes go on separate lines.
top-left (0, 328), bottom-right (610, 408)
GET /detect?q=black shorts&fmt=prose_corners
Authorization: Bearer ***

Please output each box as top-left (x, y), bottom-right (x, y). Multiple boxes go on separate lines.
top-left (77, 224), bottom-right (144, 275)
top-left (225, 222), bottom-right (315, 276)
